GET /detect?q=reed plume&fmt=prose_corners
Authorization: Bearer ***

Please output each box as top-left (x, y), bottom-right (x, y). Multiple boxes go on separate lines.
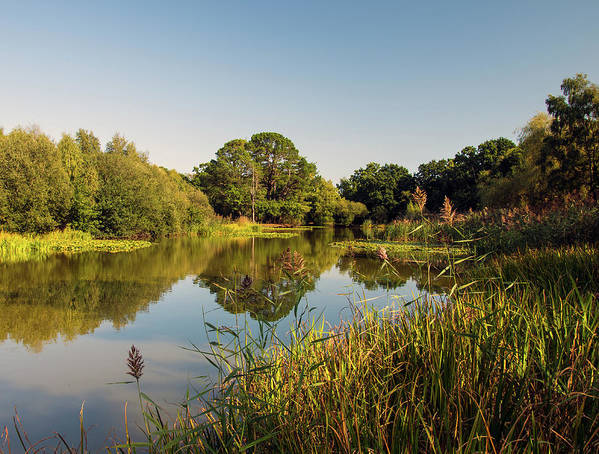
top-left (126, 345), bottom-right (144, 380)
top-left (280, 248), bottom-right (307, 277)
top-left (376, 246), bottom-right (388, 261)
top-left (441, 196), bottom-right (456, 225)
top-left (412, 186), bottom-right (427, 213)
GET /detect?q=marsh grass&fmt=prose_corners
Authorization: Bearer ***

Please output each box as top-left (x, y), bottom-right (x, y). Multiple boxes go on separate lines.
top-left (483, 245), bottom-right (599, 295)
top-left (196, 221), bottom-right (299, 239)
top-left (362, 199), bottom-right (599, 256)
top-left (0, 229), bottom-right (152, 263)
top-left (330, 239), bottom-right (469, 265)
top-left (106, 244), bottom-right (599, 453)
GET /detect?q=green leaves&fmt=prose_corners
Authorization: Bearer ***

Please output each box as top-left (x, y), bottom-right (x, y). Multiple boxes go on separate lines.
top-left (543, 73), bottom-right (599, 198)
top-left (0, 127), bottom-right (214, 237)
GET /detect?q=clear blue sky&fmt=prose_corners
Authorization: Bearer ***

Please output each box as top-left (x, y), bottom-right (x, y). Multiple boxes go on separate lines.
top-left (1, 0), bottom-right (597, 182)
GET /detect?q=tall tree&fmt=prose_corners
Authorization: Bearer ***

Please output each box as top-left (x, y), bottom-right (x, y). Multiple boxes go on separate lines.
top-left (194, 139), bottom-right (259, 218)
top-left (58, 134), bottom-right (100, 231)
top-left (415, 159), bottom-right (455, 212)
top-left (452, 138), bottom-right (519, 210)
top-left (75, 129), bottom-right (101, 155)
top-left (542, 73), bottom-right (599, 198)
top-left (247, 132), bottom-right (316, 202)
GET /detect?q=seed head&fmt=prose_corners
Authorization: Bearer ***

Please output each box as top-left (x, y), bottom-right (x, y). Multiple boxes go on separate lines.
top-left (280, 248), bottom-right (307, 276)
top-left (376, 246), bottom-right (388, 261)
top-left (241, 274), bottom-right (253, 290)
top-left (126, 345), bottom-right (144, 380)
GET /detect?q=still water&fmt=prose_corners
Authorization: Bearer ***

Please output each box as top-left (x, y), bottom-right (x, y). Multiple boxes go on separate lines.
top-left (0, 229), bottom-right (445, 450)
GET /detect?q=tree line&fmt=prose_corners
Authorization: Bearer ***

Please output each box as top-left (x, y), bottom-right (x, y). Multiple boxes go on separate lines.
top-left (1, 73), bottom-right (596, 235)
top-left (339, 73), bottom-right (599, 222)
top-left (0, 128), bottom-right (213, 237)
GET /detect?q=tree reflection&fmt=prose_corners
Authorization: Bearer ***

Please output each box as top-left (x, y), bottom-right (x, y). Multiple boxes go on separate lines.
top-left (336, 255), bottom-right (449, 294)
top-left (0, 229), bottom-right (448, 351)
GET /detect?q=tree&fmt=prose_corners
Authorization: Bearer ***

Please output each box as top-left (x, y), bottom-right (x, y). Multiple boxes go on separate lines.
top-left (542, 73), bottom-right (599, 198)
top-left (195, 132), bottom-right (317, 224)
top-left (415, 159), bottom-right (455, 212)
top-left (479, 113), bottom-right (552, 208)
top-left (339, 163), bottom-right (414, 222)
top-left (194, 139), bottom-right (259, 219)
top-left (58, 134), bottom-right (100, 232)
top-left (452, 138), bottom-right (520, 210)
top-left (247, 132), bottom-right (316, 203)
top-left (305, 176), bottom-right (341, 225)
top-left (0, 128), bottom-right (72, 232)
top-left (75, 129), bottom-right (101, 155)
top-left (334, 199), bottom-right (368, 226)
top-left (106, 133), bottom-right (139, 157)
top-left (0, 126), bottom-right (213, 236)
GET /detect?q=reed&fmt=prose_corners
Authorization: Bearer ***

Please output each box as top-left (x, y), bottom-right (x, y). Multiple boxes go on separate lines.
top-left (109, 246), bottom-right (598, 453)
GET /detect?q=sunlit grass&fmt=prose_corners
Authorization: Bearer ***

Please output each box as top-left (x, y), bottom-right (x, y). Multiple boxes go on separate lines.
top-left (106, 246), bottom-right (598, 453)
top-left (197, 220), bottom-right (299, 239)
top-left (0, 229), bottom-right (152, 263)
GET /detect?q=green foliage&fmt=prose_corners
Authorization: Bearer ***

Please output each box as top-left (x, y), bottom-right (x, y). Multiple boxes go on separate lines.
top-left (194, 132), bottom-right (363, 225)
top-left (338, 162), bottom-right (414, 222)
top-left (58, 133), bottom-right (102, 232)
top-left (542, 73), bottom-right (599, 198)
top-left (488, 245), bottom-right (599, 294)
top-left (0, 127), bottom-right (214, 237)
top-left (330, 239), bottom-right (468, 263)
top-left (415, 138), bottom-right (521, 212)
top-left (0, 127), bottom-right (73, 232)
top-left (0, 229), bottom-right (151, 263)
top-left (193, 139), bottom-right (258, 218)
top-left (248, 132), bottom-right (316, 203)
top-left (460, 201), bottom-right (599, 255)
top-left (305, 176), bottom-right (339, 225)
top-left (333, 198), bottom-right (368, 226)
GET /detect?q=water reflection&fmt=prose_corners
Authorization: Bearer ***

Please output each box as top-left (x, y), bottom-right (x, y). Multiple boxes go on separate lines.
top-left (0, 229), bottom-right (451, 449)
top-left (0, 230), bottom-right (447, 351)
top-left (337, 255), bottom-right (449, 295)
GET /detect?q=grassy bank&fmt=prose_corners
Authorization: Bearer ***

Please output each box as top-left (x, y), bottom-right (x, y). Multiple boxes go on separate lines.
top-left (0, 230), bottom-right (152, 263)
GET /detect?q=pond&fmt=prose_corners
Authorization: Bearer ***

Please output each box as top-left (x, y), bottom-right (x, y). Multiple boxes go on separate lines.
top-left (0, 229), bottom-right (446, 450)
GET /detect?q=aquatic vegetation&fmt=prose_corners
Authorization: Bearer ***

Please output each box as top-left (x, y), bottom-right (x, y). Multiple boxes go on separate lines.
top-left (330, 239), bottom-right (469, 263)
top-left (198, 221), bottom-right (300, 239)
top-left (0, 229), bottom-right (152, 263)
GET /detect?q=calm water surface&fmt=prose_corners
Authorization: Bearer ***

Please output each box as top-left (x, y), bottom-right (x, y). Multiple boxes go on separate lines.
top-left (0, 229), bottom-right (445, 450)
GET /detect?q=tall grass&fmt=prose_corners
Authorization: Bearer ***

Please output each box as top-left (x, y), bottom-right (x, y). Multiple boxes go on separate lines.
top-left (362, 199), bottom-right (599, 256)
top-left (109, 247), bottom-right (599, 453)
top-left (485, 245), bottom-right (599, 295)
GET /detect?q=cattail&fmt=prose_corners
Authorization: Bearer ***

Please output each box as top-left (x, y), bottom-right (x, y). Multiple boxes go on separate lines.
top-left (126, 345), bottom-right (144, 380)
top-left (376, 246), bottom-right (388, 261)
